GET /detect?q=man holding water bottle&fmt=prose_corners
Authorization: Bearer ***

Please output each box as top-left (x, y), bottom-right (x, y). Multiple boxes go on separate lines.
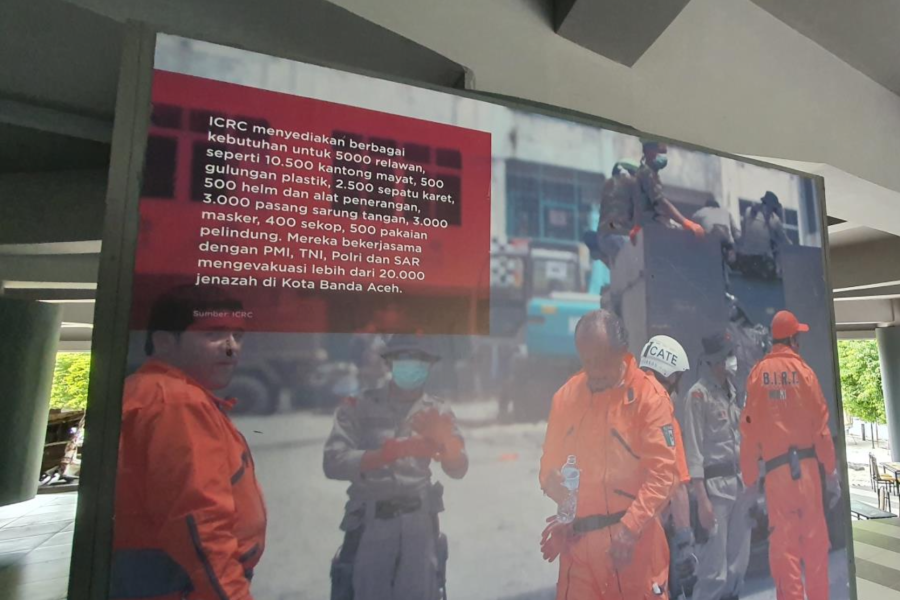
top-left (539, 310), bottom-right (681, 599)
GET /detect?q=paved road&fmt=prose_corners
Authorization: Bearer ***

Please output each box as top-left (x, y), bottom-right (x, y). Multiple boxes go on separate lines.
top-left (234, 408), bottom-right (850, 600)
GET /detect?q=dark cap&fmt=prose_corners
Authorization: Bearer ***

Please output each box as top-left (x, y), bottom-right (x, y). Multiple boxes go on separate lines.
top-left (640, 138), bottom-right (662, 152)
top-left (701, 332), bottom-right (735, 361)
top-left (761, 191), bottom-right (780, 207)
top-left (381, 334), bottom-right (441, 362)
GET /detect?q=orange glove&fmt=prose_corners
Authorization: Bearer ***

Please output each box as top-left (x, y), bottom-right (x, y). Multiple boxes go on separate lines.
top-left (683, 219), bottom-right (705, 238)
top-left (540, 516), bottom-right (574, 562)
top-left (381, 436), bottom-right (439, 463)
top-left (411, 409), bottom-right (455, 447)
top-left (629, 225), bottom-right (642, 245)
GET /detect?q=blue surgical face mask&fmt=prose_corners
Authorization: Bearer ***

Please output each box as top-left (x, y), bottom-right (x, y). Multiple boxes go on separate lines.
top-left (391, 359), bottom-right (431, 390)
top-left (652, 154), bottom-right (668, 170)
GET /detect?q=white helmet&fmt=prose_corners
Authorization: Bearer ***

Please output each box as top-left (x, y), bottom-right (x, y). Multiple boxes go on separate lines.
top-left (639, 335), bottom-right (690, 378)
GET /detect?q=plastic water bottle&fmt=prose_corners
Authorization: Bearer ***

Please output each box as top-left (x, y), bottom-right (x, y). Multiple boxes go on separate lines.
top-left (557, 455), bottom-right (580, 524)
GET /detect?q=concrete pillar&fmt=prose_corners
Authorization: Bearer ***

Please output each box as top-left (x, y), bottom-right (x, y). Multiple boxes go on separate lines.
top-left (0, 297), bottom-right (61, 506)
top-left (877, 326), bottom-right (900, 461)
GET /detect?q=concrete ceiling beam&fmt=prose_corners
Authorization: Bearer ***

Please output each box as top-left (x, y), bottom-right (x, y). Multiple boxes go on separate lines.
top-left (0, 253), bottom-right (100, 284)
top-left (833, 297), bottom-right (896, 327)
top-left (828, 232), bottom-right (900, 291)
top-left (0, 98), bottom-right (112, 143)
top-left (553, 0), bottom-right (691, 66)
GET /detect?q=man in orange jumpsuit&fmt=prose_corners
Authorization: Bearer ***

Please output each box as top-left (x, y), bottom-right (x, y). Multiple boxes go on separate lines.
top-left (540, 309), bottom-right (680, 599)
top-left (740, 310), bottom-right (838, 600)
top-left (111, 285), bottom-right (267, 600)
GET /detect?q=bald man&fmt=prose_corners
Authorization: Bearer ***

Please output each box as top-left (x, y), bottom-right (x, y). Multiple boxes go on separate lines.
top-left (539, 309), bottom-right (681, 599)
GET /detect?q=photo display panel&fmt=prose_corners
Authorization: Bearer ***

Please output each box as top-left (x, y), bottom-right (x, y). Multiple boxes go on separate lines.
top-left (108, 33), bottom-right (850, 600)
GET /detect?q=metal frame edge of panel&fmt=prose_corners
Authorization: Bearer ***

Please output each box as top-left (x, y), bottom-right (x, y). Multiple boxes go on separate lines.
top-left (819, 175), bottom-right (859, 600)
top-left (65, 21), bottom-right (852, 600)
top-left (68, 23), bottom-right (155, 600)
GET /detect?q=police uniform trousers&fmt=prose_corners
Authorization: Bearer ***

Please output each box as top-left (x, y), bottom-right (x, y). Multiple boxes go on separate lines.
top-left (353, 504), bottom-right (439, 600)
top-left (694, 477), bottom-right (754, 600)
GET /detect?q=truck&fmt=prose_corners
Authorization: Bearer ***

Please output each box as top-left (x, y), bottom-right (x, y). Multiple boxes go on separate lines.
top-left (489, 239), bottom-right (603, 422)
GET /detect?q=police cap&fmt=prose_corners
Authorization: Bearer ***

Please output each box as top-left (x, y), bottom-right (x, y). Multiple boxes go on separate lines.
top-left (381, 334), bottom-right (441, 362)
top-left (700, 332), bottom-right (735, 362)
top-left (761, 191), bottom-right (780, 207)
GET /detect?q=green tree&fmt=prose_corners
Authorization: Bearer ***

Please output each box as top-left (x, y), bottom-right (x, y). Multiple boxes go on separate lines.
top-left (50, 353), bottom-right (92, 411)
top-left (837, 340), bottom-right (886, 424)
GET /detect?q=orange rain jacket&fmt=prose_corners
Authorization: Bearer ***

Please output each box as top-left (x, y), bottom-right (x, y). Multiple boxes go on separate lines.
top-left (740, 344), bottom-right (836, 600)
top-left (541, 355), bottom-right (680, 598)
top-left (113, 360), bottom-right (267, 600)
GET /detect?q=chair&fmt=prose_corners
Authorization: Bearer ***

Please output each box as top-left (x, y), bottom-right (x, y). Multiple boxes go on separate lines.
top-left (870, 453), bottom-right (897, 499)
top-left (879, 487), bottom-right (893, 513)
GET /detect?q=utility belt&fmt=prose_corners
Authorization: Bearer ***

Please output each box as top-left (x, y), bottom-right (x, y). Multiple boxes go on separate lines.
top-left (342, 482), bottom-right (445, 530)
top-left (704, 462), bottom-right (740, 480)
top-left (765, 446), bottom-right (816, 481)
top-left (374, 496), bottom-right (422, 520)
top-left (572, 511), bottom-right (627, 535)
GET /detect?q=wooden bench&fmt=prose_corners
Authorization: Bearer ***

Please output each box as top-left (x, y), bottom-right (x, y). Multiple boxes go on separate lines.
top-left (851, 499), bottom-right (895, 520)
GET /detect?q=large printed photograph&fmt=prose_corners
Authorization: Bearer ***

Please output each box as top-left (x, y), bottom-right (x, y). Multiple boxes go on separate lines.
top-left (109, 34), bottom-right (849, 600)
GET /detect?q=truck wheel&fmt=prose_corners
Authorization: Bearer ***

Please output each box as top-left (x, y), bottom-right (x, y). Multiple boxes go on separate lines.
top-left (228, 374), bottom-right (278, 415)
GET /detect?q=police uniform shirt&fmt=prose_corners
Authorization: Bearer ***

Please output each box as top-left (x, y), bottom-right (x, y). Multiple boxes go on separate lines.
top-left (324, 388), bottom-right (466, 511)
top-left (635, 162), bottom-right (681, 229)
top-left (693, 206), bottom-right (740, 246)
top-left (738, 208), bottom-right (790, 257)
top-left (683, 376), bottom-right (743, 501)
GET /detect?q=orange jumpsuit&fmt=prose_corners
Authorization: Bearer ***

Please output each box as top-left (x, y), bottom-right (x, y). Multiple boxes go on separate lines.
top-left (740, 345), bottom-right (836, 600)
top-left (541, 355), bottom-right (680, 599)
top-left (112, 360), bottom-right (267, 600)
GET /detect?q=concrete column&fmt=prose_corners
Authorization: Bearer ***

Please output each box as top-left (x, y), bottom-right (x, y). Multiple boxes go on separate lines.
top-left (0, 297), bottom-right (61, 505)
top-left (877, 326), bottom-right (900, 461)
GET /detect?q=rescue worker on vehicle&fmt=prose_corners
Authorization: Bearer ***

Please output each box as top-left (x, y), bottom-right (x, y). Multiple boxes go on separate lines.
top-left (324, 334), bottom-right (467, 600)
top-left (683, 333), bottom-right (754, 600)
top-left (736, 191), bottom-right (792, 280)
top-left (538, 309), bottom-right (680, 599)
top-left (740, 311), bottom-right (840, 600)
top-left (693, 200), bottom-right (741, 286)
top-left (111, 285), bottom-right (266, 600)
top-left (632, 140), bottom-right (705, 241)
top-left (638, 335), bottom-right (698, 599)
top-left (594, 160), bottom-right (639, 269)
top-left (693, 199), bottom-right (741, 254)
